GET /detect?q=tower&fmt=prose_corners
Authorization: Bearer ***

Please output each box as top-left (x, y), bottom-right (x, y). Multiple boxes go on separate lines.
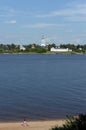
top-left (40, 35), bottom-right (46, 47)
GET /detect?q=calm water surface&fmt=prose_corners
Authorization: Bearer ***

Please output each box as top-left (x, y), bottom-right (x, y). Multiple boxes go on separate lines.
top-left (0, 54), bottom-right (86, 121)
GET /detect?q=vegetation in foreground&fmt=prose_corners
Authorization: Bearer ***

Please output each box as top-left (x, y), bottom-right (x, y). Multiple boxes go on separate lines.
top-left (51, 114), bottom-right (86, 130)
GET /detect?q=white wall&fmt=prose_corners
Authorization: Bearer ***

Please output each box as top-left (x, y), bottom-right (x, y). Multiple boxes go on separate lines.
top-left (50, 47), bottom-right (72, 52)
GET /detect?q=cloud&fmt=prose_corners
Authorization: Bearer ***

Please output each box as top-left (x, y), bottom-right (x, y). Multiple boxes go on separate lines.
top-left (66, 16), bottom-right (86, 22)
top-left (5, 20), bottom-right (17, 24)
top-left (23, 23), bottom-right (64, 28)
top-left (0, 7), bottom-right (15, 18)
top-left (36, 3), bottom-right (86, 22)
top-left (65, 30), bottom-right (73, 33)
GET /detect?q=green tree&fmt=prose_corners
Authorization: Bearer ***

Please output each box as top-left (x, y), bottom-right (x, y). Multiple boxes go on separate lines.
top-left (47, 43), bottom-right (56, 51)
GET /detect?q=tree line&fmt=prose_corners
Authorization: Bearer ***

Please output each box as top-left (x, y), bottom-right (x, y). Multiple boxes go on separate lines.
top-left (0, 43), bottom-right (86, 53)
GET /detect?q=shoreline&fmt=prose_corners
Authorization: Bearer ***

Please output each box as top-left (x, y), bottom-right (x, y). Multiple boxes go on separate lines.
top-left (0, 51), bottom-right (86, 55)
top-left (0, 117), bottom-right (67, 123)
top-left (0, 119), bottom-right (66, 130)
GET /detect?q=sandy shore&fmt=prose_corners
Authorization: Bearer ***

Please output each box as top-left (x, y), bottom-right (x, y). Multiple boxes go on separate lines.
top-left (0, 119), bottom-right (66, 130)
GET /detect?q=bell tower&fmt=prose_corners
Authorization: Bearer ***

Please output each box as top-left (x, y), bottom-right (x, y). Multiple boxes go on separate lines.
top-left (40, 35), bottom-right (46, 47)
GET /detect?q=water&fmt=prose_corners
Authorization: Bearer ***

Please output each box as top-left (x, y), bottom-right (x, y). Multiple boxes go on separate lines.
top-left (0, 54), bottom-right (86, 121)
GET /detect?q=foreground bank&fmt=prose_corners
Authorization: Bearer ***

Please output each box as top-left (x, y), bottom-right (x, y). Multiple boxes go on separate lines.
top-left (0, 119), bottom-right (65, 130)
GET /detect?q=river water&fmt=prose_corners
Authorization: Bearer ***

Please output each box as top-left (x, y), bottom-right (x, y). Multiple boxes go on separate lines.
top-left (0, 54), bottom-right (86, 121)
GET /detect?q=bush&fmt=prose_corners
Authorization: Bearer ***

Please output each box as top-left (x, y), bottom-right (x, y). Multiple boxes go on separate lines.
top-left (51, 114), bottom-right (86, 130)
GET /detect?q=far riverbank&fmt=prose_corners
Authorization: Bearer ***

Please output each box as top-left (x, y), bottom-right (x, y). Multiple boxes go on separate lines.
top-left (0, 51), bottom-right (86, 55)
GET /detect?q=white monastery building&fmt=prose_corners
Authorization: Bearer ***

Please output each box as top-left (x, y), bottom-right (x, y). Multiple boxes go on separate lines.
top-left (20, 45), bottom-right (26, 51)
top-left (50, 47), bottom-right (72, 52)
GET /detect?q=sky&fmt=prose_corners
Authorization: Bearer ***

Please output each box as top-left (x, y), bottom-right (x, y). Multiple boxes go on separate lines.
top-left (0, 0), bottom-right (86, 45)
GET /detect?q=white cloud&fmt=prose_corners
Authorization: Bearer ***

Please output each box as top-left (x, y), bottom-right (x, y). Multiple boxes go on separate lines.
top-left (23, 23), bottom-right (64, 28)
top-left (0, 7), bottom-right (15, 18)
top-left (66, 16), bottom-right (86, 22)
top-left (5, 20), bottom-right (17, 24)
top-left (65, 30), bottom-right (73, 33)
top-left (36, 3), bottom-right (86, 22)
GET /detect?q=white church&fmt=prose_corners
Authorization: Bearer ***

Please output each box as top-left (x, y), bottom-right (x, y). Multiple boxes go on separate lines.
top-left (20, 45), bottom-right (26, 51)
top-left (40, 36), bottom-right (46, 47)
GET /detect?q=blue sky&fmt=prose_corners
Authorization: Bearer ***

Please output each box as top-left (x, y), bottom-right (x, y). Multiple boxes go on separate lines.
top-left (0, 0), bottom-right (86, 45)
